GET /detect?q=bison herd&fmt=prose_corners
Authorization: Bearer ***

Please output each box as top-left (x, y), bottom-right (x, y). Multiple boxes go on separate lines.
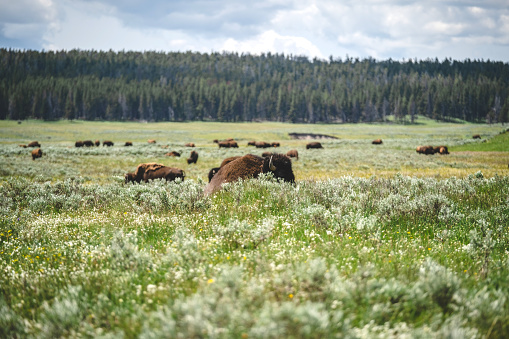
top-left (416, 145), bottom-right (449, 155)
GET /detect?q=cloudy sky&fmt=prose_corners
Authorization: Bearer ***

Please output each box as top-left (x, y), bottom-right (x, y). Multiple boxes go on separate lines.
top-left (1, 0), bottom-right (508, 61)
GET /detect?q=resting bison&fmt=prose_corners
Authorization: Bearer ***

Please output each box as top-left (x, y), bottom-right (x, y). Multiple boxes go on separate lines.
top-left (218, 140), bottom-right (239, 148)
top-left (286, 149), bottom-right (298, 159)
top-left (95, 140), bottom-right (100, 146)
top-left (31, 148), bottom-right (42, 160)
top-left (416, 145), bottom-right (434, 155)
top-left (473, 134), bottom-right (481, 139)
top-left (124, 141), bottom-right (133, 147)
top-left (187, 150), bottom-right (199, 164)
top-left (165, 151), bottom-right (180, 157)
top-left (148, 139), bottom-right (156, 144)
top-left (83, 140), bottom-right (94, 147)
top-left (125, 163), bottom-right (185, 183)
top-left (306, 142), bottom-right (323, 149)
top-left (75, 141), bottom-right (84, 147)
top-left (255, 141), bottom-right (271, 148)
top-left (437, 146), bottom-right (449, 155)
top-left (185, 142), bottom-right (195, 147)
top-left (28, 141), bottom-right (41, 148)
top-left (204, 153), bottom-right (295, 195)
top-left (103, 140), bottom-right (114, 147)
top-left (372, 139), bottom-right (383, 145)
top-left (247, 140), bottom-right (256, 146)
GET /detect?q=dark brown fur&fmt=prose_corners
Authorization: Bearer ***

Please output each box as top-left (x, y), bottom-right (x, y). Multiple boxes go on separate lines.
top-left (262, 151), bottom-right (275, 157)
top-left (416, 145), bottom-right (434, 155)
top-left (95, 140), bottom-right (100, 146)
top-left (103, 140), bottom-right (114, 147)
top-left (124, 141), bottom-right (133, 146)
top-left (255, 141), bottom-right (271, 148)
top-left (218, 140), bottom-right (239, 148)
top-left (31, 148), bottom-right (42, 160)
top-left (204, 153), bottom-right (295, 195)
top-left (83, 140), bottom-right (94, 147)
top-left (306, 142), bottom-right (323, 149)
top-left (165, 151), bottom-right (180, 157)
top-left (187, 150), bottom-right (199, 164)
top-left (473, 134), bottom-right (481, 139)
top-left (372, 139), bottom-right (383, 145)
top-left (185, 142), bottom-right (195, 147)
top-left (75, 141), bottom-right (84, 147)
top-left (271, 142), bottom-right (280, 147)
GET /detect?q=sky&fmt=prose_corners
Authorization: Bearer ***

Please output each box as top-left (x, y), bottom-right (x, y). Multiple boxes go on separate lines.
top-left (1, 0), bottom-right (509, 62)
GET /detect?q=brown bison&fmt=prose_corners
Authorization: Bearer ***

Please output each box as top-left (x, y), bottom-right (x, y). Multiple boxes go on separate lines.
top-left (75, 141), bottom-right (84, 147)
top-left (148, 139), bottom-right (156, 144)
top-left (18, 144), bottom-right (27, 148)
top-left (416, 145), bottom-right (434, 155)
top-left (306, 142), bottom-right (323, 149)
top-left (83, 140), bottom-right (94, 147)
top-left (247, 140), bottom-right (256, 146)
top-left (28, 141), bottom-right (41, 148)
top-left (31, 148), bottom-right (42, 160)
top-left (218, 140), bottom-right (239, 148)
top-left (286, 149), bottom-right (298, 159)
top-left (255, 141), bottom-right (271, 148)
top-left (271, 142), bottom-right (280, 147)
top-left (204, 153), bottom-right (295, 195)
top-left (165, 151), bottom-right (181, 157)
top-left (125, 163), bottom-right (185, 183)
top-left (208, 156), bottom-right (242, 183)
top-left (95, 140), bottom-right (100, 146)
top-left (103, 140), bottom-right (114, 147)
top-left (185, 142), bottom-right (195, 147)
top-left (262, 151), bottom-right (275, 157)
top-left (187, 150), bottom-right (199, 164)
top-left (372, 139), bottom-right (383, 145)
top-left (124, 141), bottom-right (133, 147)
top-left (473, 134), bottom-right (481, 139)
top-left (438, 146), bottom-right (449, 155)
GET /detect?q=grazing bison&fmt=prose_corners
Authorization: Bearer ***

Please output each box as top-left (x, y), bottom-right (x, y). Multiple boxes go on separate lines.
top-left (165, 151), bottom-right (181, 157)
top-left (75, 141), bottom-right (84, 147)
top-left (255, 141), bottom-right (271, 148)
top-left (286, 149), bottom-right (298, 159)
top-left (31, 148), bottom-right (42, 160)
top-left (28, 141), bottom-right (41, 148)
top-left (247, 140), bottom-right (256, 146)
top-left (306, 142), bottom-right (323, 149)
top-left (372, 139), bottom-right (383, 145)
top-left (473, 134), bottom-right (481, 139)
top-left (125, 163), bottom-right (185, 183)
top-left (83, 140), bottom-right (94, 147)
top-left (187, 150), bottom-right (199, 164)
top-left (185, 142), bottom-right (195, 147)
top-left (204, 153), bottom-right (295, 195)
top-left (416, 145), bottom-right (434, 155)
top-left (271, 142), bottom-right (280, 147)
top-left (95, 140), bottom-right (100, 146)
top-left (148, 139), bottom-right (156, 144)
top-left (124, 141), bottom-right (133, 147)
top-left (103, 140), bottom-right (114, 147)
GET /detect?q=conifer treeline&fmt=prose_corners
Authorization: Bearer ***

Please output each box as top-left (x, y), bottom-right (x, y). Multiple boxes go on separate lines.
top-left (1, 48), bottom-right (508, 123)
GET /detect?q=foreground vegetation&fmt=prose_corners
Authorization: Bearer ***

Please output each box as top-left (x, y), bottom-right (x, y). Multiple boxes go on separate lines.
top-left (1, 120), bottom-right (509, 337)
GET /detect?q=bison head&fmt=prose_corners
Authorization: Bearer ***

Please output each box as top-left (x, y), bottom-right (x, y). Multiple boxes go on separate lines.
top-left (262, 153), bottom-right (295, 183)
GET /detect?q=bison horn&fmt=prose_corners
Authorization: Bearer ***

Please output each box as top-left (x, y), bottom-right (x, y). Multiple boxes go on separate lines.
top-left (269, 156), bottom-right (277, 171)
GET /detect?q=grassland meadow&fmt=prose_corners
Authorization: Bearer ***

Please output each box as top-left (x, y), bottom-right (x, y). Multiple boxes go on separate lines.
top-left (1, 118), bottom-right (509, 338)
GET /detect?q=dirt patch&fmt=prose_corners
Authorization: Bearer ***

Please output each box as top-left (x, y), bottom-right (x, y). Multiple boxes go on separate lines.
top-left (288, 133), bottom-right (338, 140)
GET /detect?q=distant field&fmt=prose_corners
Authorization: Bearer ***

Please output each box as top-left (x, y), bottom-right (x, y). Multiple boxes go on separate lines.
top-left (0, 118), bottom-right (507, 183)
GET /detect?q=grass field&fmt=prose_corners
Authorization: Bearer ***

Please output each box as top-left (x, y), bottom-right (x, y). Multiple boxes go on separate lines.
top-left (1, 118), bottom-right (509, 338)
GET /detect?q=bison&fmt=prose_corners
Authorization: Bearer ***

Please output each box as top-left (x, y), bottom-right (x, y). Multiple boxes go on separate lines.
top-left (255, 141), bottom-right (271, 148)
top-left (438, 146), bottom-right (449, 155)
top-left (286, 149), bottom-right (298, 160)
top-left (473, 134), bottom-right (481, 139)
top-left (18, 144), bottom-right (27, 148)
top-left (31, 148), bottom-right (42, 160)
top-left (208, 156), bottom-right (242, 183)
top-left (306, 142), bottom-right (323, 149)
top-left (28, 141), bottom-right (41, 148)
top-left (148, 139), bottom-right (156, 144)
top-left (247, 140), bottom-right (256, 146)
top-left (372, 139), bottom-right (383, 145)
top-left (95, 140), bottom-right (100, 146)
top-left (185, 142), bottom-right (195, 147)
top-left (262, 151), bottom-right (275, 157)
top-left (187, 150), bottom-right (199, 164)
top-left (204, 153), bottom-right (295, 195)
top-left (218, 140), bottom-right (239, 148)
top-left (271, 142), bottom-right (280, 147)
top-left (75, 141), bottom-right (84, 147)
top-left (103, 140), bottom-right (114, 147)
top-left (416, 145), bottom-right (434, 155)
top-left (125, 163), bottom-right (185, 183)
top-left (83, 140), bottom-right (94, 147)
top-left (165, 151), bottom-right (180, 157)
top-left (124, 141), bottom-right (133, 147)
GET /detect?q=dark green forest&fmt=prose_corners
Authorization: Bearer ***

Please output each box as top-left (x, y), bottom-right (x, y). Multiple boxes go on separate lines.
top-left (1, 48), bottom-right (508, 123)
